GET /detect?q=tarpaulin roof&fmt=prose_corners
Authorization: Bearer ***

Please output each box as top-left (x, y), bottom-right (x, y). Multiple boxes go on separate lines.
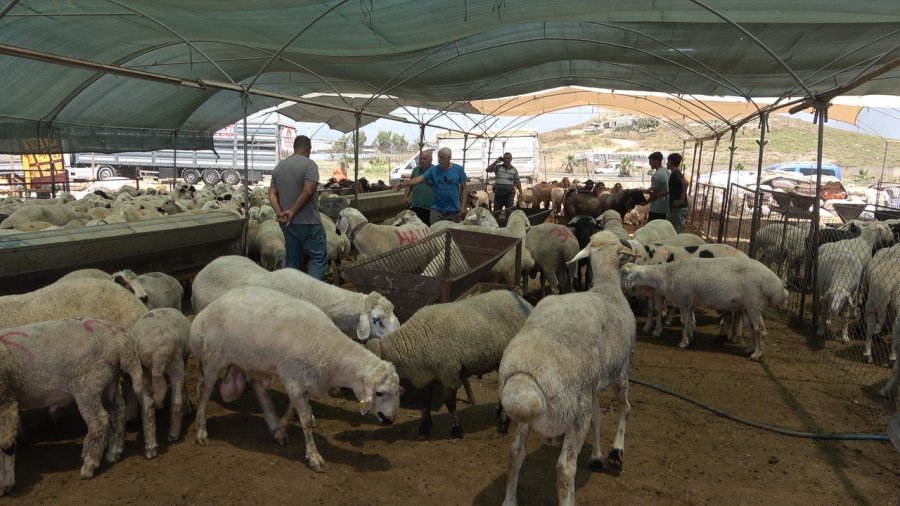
top-left (470, 87), bottom-right (900, 139)
top-left (1, 1), bottom-right (898, 153)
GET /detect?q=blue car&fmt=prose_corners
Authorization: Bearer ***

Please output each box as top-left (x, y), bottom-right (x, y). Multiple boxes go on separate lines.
top-left (766, 161), bottom-right (842, 180)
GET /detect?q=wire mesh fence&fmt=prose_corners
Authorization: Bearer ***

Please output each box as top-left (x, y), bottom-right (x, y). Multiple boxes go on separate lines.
top-left (687, 181), bottom-right (900, 415)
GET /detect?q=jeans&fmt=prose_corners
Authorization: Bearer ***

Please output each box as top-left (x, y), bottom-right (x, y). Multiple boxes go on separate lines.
top-left (648, 211), bottom-right (668, 222)
top-left (411, 206), bottom-right (431, 225)
top-left (280, 222), bottom-right (328, 280)
top-left (493, 191), bottom-right (515, 212)
top-left (667, 206), bottom-right (689, 233)
top-left (430, 209), bottom-right (460, 224)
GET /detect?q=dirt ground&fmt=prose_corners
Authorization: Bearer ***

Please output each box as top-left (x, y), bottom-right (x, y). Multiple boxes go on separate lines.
top-left (5, 302), bottom-right (898, 506)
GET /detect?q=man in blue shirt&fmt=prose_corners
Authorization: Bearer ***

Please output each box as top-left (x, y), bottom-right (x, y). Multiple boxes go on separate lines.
top-left (393, 147), bottom-right (467, 223)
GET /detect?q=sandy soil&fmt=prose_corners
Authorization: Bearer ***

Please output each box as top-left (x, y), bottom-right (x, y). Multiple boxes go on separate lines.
top-left (5, 304), bottom-right (898, 506)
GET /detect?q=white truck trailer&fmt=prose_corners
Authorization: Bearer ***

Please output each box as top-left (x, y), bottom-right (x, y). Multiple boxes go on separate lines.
top-left (68, 122), bottom-right (296, 185)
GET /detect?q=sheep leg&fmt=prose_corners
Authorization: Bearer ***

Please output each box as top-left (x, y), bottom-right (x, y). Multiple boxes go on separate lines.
top-left (745, 310), bottom-right (767, 361)
top-left (138, 370), bottom-right (159, 459)
top-left (167, 358), bottom-right (186, 442)
top-left (103, 380), bottom-right (126, 463)
top-left (417, 382), bottom-right (435, 440)
top-left (678, 305), bottom-right (693, 349)
top-left (496, 402), bottom-right (510, 434)
top-left (73, 391), bottom-right (110, 479)
top-left (462, 377), bottom-right (477, 406)
top-left (502, 422), bottom-right (530, 506)
top-left (287, 386), bottom-right (328, 473)
top-left (864, 309), bottom-right (879, 364)
top-left (194, 362), bottom-right (223, 446)
top-left (716, 312), bottom-right (731, 345)
top-left (556, 422), bottom-right (589, 506)
top-left (250, 379), bottom-right (282, 441)
top-left (608, 375), bottom-right (631, 470)
top-left (652, 295), bottom-right (665, 338)
top-left (588, 386), bottom-right (605, 471)
top-left (641, 296), bottom-right (655, 335)
top-left (446, 388), bottom-right (463, 442)
top-left (546, 269), bottom-right (559, 295)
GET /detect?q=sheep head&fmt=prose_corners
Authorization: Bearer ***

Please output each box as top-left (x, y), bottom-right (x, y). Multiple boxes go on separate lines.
top-left (357, 291), bottom-right (400, 341)
top-left (359, 360), bottom-right (400, 425)
top-left (391, 209), bottom-right (421, 226)
top-left (336, 207), bottom-right (367, 236)
top-left (569, 231), bottom-right (636, 266)
top-left (112, 269), bottom-right (149, 305)
top-left (464, 207), bottom-right (498, 228)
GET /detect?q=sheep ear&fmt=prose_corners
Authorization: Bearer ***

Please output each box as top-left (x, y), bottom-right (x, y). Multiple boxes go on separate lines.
top-left (113, 274), bottom-right (130, 290)
top-left (356, 313), bottom-right (371, 341)
top-left (336, 217), bottom-right (347, 235)
top-left (568, 247), bottom-right (590, 264)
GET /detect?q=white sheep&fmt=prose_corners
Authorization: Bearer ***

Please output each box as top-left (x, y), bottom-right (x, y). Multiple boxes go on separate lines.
top-left (0, 317), bottom-right (145, 487)
top-left (136, 272), bottom-right (184, 311)
top-left (753, 222), bottom-right (806, 281)
top-left (631, 218), bottom-right (676, 246)
top-left (191, 255), bottom-right (400, 341)
top-left (190, 286), bottom-right (401, 472)
top-left (0, 205), bottom-right (87, 229)
top-left (364, 290), bottom-right (532, 440)
top-left (128, 308), bottom-right (191, 457)
top-left (0, 278), bottom-right (149, 330)
top-left (336, 207), bottom-right (431, 258)
top-left (597, 209), bottom-right (631, 242)
top-left (863, 243), bottom-right (900, 363)
top-left (816, 222), bottom-right (893, 343)
top-left (622, 257), bottom-right (788, 360)
top-left (463, 206), bottom-right (499, 228)
top-left (320, 212), bottom-right (352, 283)
top-left (58, 268), bottom-right (149, 305)
top-left (255, 219), bottom-right (286, 271)
top-left (525, 223), bottom-right (580, 296)
top-left (624, 203), bottom-right (649, 227)
top-left (499, 232), bottom-right (636, 506)
top-left (550, 186), bottom-right (566, 217)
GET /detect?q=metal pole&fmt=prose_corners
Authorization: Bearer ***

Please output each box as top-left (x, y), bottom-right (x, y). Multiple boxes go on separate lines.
top-left (876, 138), bottom-right (888, 206)
top-left (717, 127), bottom-right (738, 243)
top-left (705, 136), bottom-right (720, 239)
top-left (690, 140), bottom-right (704, 225)
top-left (462, 133), bottom-right (469, 169)
top-left (418, 124), bottom-right (426, 152)
top-left (171, 131), bottom-right (177, 192)
top-left (748, 113), bottom-right (769, 259)
top-left (806, 102), bottom-right (829, 336)
top-left (45, 127), bottom-right (57, 199)
top-left (241, 92), bottom-right (251, 257)
top-left (353, 113), bottom-right (360, 208)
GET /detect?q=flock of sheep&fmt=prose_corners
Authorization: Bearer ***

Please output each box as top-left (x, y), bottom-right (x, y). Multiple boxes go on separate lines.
top-left (0, 179), bottom-right (898, 505)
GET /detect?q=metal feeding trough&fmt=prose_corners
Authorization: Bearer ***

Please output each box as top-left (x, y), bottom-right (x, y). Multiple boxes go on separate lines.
top-left (340, 227), bottom-right (522, 321)
top-left (830, 202), bottom-right (868, 223)
top-left (491, 207), bottom-right (551, 227)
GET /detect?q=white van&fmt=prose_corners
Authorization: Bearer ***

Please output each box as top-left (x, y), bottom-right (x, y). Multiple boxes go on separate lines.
top-left (389, 149), bottom-right (434, 185)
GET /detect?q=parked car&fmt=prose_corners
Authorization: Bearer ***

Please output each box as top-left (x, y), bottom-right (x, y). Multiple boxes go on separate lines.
top-left (766, 161), bottom-right (843, 181)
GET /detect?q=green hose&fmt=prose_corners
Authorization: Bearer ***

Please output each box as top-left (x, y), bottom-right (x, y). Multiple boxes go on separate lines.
top-left (631, 377), bottom-right (890, 442)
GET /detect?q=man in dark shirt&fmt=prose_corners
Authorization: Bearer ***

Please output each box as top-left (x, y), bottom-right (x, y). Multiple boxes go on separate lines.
top-left (666, 152), bottom-right (689, 233)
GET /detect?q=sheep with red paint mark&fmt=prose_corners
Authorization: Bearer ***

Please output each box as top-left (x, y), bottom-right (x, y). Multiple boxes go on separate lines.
top-left (335, 207), bottom-right (430, 258)
top-left (0, 317), bottom-right (145, 492)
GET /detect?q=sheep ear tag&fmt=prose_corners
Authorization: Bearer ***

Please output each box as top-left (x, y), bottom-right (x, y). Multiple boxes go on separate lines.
top-left (356, 314), bottom-right (371, 341)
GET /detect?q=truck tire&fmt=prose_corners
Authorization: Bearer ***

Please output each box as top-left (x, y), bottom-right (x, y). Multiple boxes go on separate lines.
top-left (183, 169), bottom-right (201, 185)
top-left (97, 166), bottom-right (116, 180)
top-left (202, 169), bottom-right (221, 185)
top-left (222, 169), bottom-right (241, 185)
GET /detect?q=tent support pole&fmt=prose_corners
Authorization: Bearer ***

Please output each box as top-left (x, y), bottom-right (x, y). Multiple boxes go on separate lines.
top-left (353, 113), bottom-right (360, 208)
top-left (748, 112), bottom-right (769, 259)
top-left (241, 91), bottom-right (250, 257)
top-left (705, 136), bottom-right (721, 240)
top-left (689, 140), bottom-right (703, 226)
top-left (717, 127), bottom-right (738, 243)
top-left (802, 101), bottom-right (829, 336)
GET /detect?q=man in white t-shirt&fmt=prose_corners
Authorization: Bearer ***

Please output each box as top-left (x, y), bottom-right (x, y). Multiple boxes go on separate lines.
top-left (646, 151), bottom-right (669, 222)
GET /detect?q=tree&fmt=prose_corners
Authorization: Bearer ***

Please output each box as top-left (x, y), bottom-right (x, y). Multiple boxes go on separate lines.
top-left (391, 132), bottom-right (407, 152)
top-left (375, 130), bottom-right (393, 152)
top-left (619, 156), bottom-right (634, 176)
top-left (560, 154), bottom-right (578, 173)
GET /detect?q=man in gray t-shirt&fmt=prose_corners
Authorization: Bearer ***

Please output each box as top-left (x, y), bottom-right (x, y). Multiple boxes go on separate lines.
top-left (268, 135), bottom-right (328, 279)
top-left (646, 151), bottom-right (670, 222)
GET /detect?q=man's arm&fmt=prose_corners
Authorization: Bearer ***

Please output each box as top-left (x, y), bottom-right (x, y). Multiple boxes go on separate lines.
top-left (458, 181), bottom-right (468, 217)
top-left (268, 186), bottom-right (283, 215)
top-left (281, 180), bottom-right (317, 223)
top-left (393, 174), bottom-right (425, 192)
top-left (485, 158), bottom-right (501, 173)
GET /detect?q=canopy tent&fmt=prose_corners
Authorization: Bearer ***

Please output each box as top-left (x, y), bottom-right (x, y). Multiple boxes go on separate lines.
top-left (274, 95), bottom-right (479, 133)
top-left (1, 1), bottom-right (898, 153)
top-left (469, 87), bottom-right (900, 139)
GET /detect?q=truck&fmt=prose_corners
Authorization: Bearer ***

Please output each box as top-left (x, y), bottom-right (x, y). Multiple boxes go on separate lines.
top-left (68, 122), bottom-right (297, 185)
top-left (435, 130), bottom-right (539, 184)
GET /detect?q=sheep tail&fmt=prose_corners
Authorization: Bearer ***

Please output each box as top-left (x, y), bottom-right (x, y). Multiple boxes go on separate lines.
top-left (119, 337), bottom-right (144, 398)
top-left (501, 373), bottom-right (545, 423)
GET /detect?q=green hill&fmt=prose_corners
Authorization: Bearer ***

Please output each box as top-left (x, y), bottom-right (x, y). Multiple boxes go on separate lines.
top-left (539, 114), bottom-right (900, 183)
